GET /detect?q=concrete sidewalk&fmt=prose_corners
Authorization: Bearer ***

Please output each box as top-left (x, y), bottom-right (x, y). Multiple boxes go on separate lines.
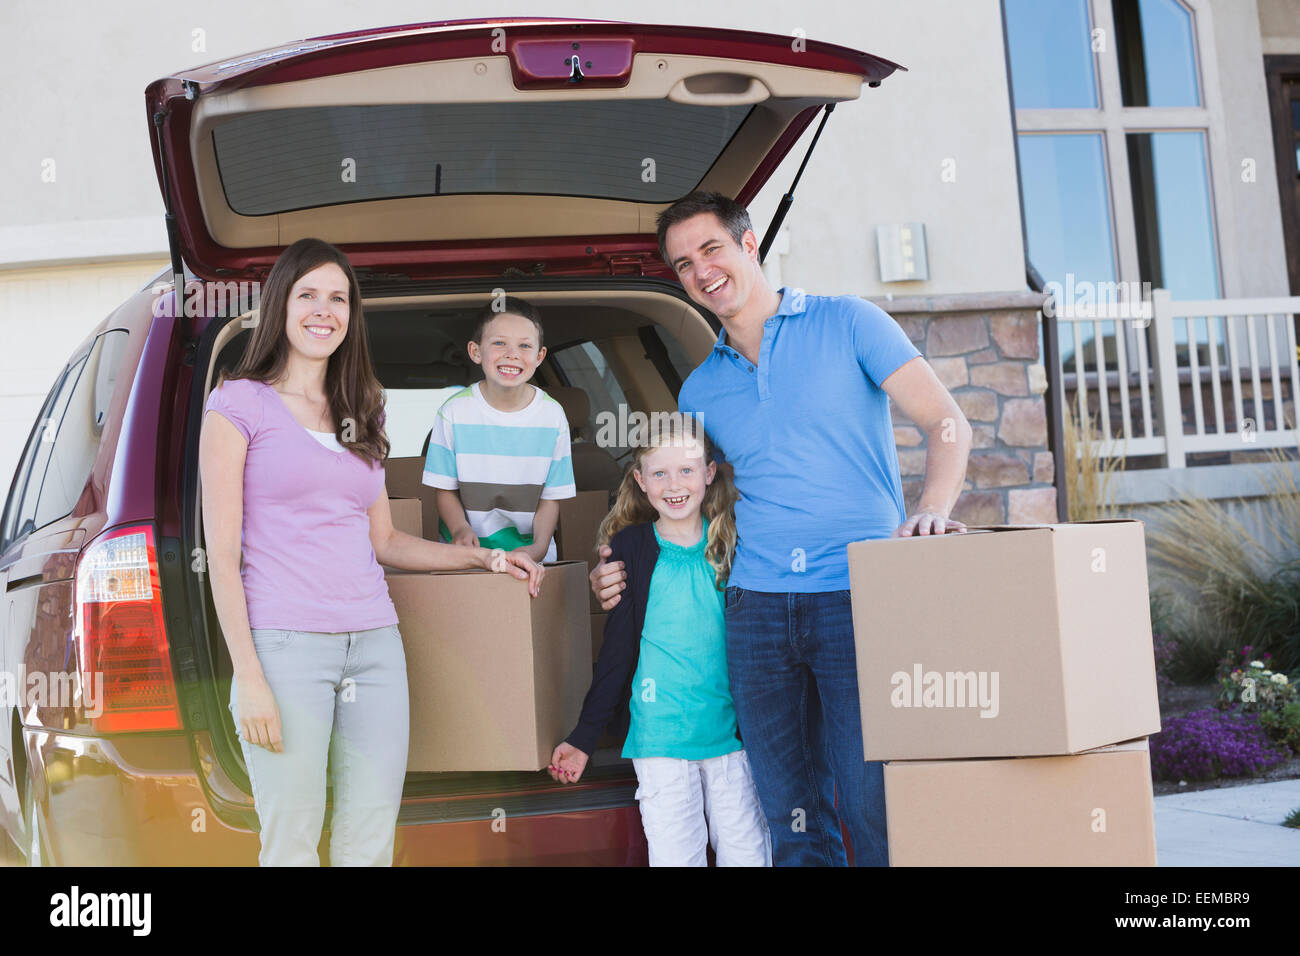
top-left (1155, 779), bottom-right (1300, 865)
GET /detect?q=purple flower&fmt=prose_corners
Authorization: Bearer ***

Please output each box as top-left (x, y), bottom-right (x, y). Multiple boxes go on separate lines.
top-left (1150, 708), bottom-right (1288, 782)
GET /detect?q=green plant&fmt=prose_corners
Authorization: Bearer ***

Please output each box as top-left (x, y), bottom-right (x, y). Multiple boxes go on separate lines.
top-left (1149, 707), bottom-right (1287, 782)
top-left (1260, 702), bottom-right (1300, 755)
top-left (1217, 657), bottom-right (1296, 711)
top-left (1284, 807), bottom-right (1300, 829)
top-left (1063, 398), bottom-right (1126, 522)
top-left (1144, 446), bottom-right (1300, 679)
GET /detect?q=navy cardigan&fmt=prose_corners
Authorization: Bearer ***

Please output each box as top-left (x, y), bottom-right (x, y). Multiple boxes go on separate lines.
top-left (564, 521), bottom-right (663, 756)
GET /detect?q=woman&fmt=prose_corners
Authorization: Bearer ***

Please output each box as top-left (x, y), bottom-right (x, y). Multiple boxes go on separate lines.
top-left (200, 238), bottom-right (543, 866)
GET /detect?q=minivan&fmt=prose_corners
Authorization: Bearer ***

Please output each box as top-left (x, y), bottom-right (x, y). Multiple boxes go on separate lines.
top-left (0, 17), bottom-right (900, 865)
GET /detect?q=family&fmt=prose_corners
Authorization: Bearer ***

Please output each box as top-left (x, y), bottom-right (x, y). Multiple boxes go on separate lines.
top-left (199, 191), bottom-right (972, 868)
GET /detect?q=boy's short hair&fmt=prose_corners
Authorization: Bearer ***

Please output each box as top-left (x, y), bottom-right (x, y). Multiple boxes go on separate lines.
top-left (655, 191), bottom-right (753, 265)
top-left (472, 296), bottom-right (545, 349)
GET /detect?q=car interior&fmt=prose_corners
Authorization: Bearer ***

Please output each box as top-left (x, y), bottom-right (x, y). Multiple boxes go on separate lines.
top-left (199, 286), bottom-right (717, 789)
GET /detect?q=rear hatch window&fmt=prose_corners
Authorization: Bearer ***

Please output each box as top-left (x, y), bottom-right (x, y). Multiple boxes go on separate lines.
top-left (214, 100), bottom-right (751, 214)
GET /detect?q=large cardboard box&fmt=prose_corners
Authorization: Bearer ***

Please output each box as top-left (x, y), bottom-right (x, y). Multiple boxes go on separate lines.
top-left (383, 457), bottom-right (440, 543)
top-left (848, 519), bottom-right (1161, 760)
top-left (557, 490), bottom-right (611, 613)
top-left (388, 498), bottom-right (422, 538)
top-left (884, 739), bottom-right (1157, 866)
top-left (385, 561), bottom-right (592, 772)
top-left (556, 490), bottom-right (610, 563)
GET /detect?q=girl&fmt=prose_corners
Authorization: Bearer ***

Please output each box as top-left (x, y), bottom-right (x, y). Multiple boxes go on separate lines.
top-left (548, 413), bottom-right (770, 866)
top-left (200, 237), bottom-right (541, 867)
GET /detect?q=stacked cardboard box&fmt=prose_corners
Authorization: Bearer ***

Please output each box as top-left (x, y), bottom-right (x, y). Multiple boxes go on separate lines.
top-left (388, 498), bottom-right (422, 538)
top-left (381, 459), bottom-right (593, 773)
top-left (847, 519), bottom-right (1161, 866)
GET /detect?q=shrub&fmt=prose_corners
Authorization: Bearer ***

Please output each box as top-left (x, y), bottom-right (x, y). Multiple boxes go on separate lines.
top-left (1153, 631), bottom-right (1177, 700)
top-left (1149, 707), bottom-right (1288, 782)
top-left (1144, 447), bottom-right (1300, 679)
top-left (1216, 652), bottom-right (1296, 714)
top-left (1259, 703), bottom-right (1300, 755)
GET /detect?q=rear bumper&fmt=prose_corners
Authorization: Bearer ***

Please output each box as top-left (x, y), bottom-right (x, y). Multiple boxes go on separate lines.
top-left (24, 730), bottom-right (646, 866)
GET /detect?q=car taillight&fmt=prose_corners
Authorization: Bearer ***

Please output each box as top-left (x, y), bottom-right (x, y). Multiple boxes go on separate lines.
top-left (75, 524), bottom-right (182, 732)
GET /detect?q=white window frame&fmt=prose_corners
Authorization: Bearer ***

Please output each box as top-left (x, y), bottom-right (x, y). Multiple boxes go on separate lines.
top-left (1014, 0), bottom-right (1236, 358)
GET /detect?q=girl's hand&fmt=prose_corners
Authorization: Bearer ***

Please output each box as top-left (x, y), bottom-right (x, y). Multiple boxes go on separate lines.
top-left (235, 670), bottom-right (283, 753)
top-left (451, 527), bottom-right (479, 548)
top-left (548, 742), bottom-right (589, 784)
top-left (483, 547), bottom-right (545, 597)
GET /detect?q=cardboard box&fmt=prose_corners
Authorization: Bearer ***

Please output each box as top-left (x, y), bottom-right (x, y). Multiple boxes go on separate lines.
top-left (556, 490), bottom-right (610, 562)
top-left (388, 498), bottom-right (422, 538)
top-left (883, 739), bottom-right (1157, 866)
top-left (848, 519), bottom-right (1161, 760)
top-left (385, 560), bottom-right (592, 772)
top-left (383, 457), bottom-right (440, 542)
top-left (557, 490), bottom-right (611, 613)
top-left (386, 458), bottom-right (605, 569)
top-left (590, 612), bottom-right (608, 660)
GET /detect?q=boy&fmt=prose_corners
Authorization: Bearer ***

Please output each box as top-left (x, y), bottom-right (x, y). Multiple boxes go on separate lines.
top-left (422, 296), bottom-right (576, 564)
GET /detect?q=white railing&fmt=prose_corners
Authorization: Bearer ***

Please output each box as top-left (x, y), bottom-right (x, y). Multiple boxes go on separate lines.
top-left (1056, 290), bottom-right (1300, 468)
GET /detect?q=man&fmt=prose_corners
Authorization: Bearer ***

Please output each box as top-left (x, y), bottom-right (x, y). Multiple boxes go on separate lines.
top-left (589, 192), bottom-right (972, 866)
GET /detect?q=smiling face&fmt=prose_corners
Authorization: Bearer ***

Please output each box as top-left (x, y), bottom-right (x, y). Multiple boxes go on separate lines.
top-left (468, 312), bottom-right (546, 387)
top-left (284, 262), bottom-right (351, 361)
top-left (634, 439), bottom-right (716, 522)
top-left (663, 211), bottom-right (761, 321)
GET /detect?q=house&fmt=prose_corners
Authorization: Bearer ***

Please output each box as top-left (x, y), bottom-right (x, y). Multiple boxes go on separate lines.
top-left (1, 0), bottom-right (1297, 542)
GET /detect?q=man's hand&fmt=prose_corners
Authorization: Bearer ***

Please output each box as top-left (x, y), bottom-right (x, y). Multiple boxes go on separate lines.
top-left (548, 742), bottom-right (589, 784)
top-left (451, 527), bottom-right (478, 548)
top-left (589, 544), bottom-right (626, 611)
top-left (894, 511), bottom-right (968, 537)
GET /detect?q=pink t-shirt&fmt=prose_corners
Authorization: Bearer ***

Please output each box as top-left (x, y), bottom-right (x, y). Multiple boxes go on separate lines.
top-left (203, 377), bottom-right (399, 632)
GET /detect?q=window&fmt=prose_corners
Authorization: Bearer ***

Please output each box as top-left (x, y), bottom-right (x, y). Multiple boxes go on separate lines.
top-left (1008, 0), bottom-right (1222, 371)
top-left (551, 341), bottom-right (634, 465)
top-left (1113, 0), bottom-right (1200, 107)
top-left (36, 331), bottom-right (130, 528)
top-left (212, 100), bottom-right (753, 214)
top-left (2, 365), bottom-right (75, 550)
top-left (1006, 0), bottom-right (1098, 108)
top-left (2, 331), bottom-right (132, 548)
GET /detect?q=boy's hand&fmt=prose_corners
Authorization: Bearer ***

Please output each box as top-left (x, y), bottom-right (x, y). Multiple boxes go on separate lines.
top-left (549, 742), bottom-right (589, 784)
top-left (487, 548), bottom-right (545, 597)
top-left (590, 544), bottom-right (626, 611)
top-left (451, 527), bottom-right (479, 548)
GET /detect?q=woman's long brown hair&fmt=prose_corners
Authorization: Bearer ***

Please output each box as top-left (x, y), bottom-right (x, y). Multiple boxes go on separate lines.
top-left (216, 237), bottom-right (389, 463)
top-left (595, 412), bottom-right (738, 590)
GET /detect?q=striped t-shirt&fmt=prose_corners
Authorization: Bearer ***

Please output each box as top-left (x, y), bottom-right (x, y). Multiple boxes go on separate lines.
top-left (421, 382), bottom-right (576, 561)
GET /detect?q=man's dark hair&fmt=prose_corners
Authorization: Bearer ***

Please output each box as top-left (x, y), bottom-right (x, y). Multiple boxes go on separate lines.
top-left (471, 296), bottom-right (544, 349)
top-left (655, 191), bottom-right (754, 267)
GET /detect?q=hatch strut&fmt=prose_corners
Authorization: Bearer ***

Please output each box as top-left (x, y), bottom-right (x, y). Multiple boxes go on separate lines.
top-left (758, 103), bottom-right (835, 264)
top-left (152, 108), bottom-right (191, 331)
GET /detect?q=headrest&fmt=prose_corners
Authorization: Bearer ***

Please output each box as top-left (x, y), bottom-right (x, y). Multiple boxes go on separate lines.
top-left (549, 386), bottom-right (591, 428)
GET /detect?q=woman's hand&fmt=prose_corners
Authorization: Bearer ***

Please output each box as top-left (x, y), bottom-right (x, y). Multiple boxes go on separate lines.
top-left (235, 670), bottom-right (283, 753)
top-left (482, 547), bottom-right (545, 597)
top-left (548, 742), bottom-right (589, 784)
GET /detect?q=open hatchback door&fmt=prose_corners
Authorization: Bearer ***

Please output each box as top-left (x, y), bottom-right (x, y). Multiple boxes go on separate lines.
top-left (145, 18), bottom-right (904, 281)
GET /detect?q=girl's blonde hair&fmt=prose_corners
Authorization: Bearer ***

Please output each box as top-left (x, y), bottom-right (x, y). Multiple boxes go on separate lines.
top-left (595, 412), bottom-right (738, 590)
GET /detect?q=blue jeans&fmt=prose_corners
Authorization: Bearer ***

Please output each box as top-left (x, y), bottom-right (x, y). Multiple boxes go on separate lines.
top-left (229, 624), bottom-right (409, 866)
top-left (724, 587), bottom-right (888, 866)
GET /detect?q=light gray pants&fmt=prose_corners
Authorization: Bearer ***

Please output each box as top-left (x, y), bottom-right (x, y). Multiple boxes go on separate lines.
top-left (229, 624), bottom-right (410, 866)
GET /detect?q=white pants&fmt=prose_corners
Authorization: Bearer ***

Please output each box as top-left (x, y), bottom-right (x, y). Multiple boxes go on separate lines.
top-left (632, 749), bottom-right (772, 866)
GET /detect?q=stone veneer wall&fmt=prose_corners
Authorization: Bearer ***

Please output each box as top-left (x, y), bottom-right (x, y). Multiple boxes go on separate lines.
top-left (867, 291), bottom-right (1059, 525)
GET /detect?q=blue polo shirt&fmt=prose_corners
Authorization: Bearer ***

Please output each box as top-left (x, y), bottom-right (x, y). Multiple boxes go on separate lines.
top-left (677, 287), bottom-right (921, 592)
